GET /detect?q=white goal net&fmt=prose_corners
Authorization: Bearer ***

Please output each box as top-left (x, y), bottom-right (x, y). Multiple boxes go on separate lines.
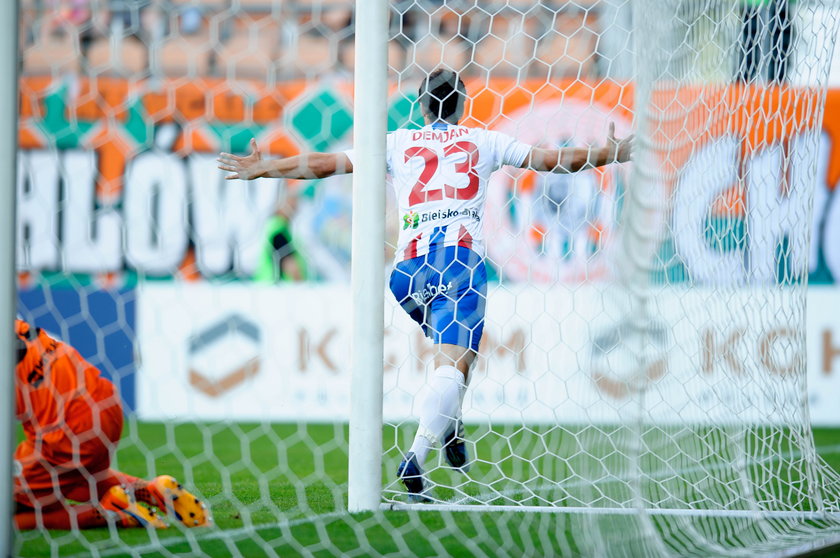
top-left (11, 0), bottom-right (840, 556)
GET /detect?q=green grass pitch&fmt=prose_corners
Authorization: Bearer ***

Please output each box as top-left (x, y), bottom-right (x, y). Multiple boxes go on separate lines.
top-left (14, 423), bottom-right (840, 558)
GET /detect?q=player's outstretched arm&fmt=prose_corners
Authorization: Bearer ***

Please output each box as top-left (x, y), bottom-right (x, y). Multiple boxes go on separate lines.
top-left (522, 122), bottom-right (634, 173)
top-left (217, 138), bottom-right (353, 180)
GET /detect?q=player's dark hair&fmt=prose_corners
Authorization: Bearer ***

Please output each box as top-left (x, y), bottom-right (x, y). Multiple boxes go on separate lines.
top-left (418, 69), bottom-right (466, 124)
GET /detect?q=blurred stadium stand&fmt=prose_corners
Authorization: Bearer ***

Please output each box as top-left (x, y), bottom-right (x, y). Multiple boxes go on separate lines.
top-left (19, 0), bottom-right (606, 81)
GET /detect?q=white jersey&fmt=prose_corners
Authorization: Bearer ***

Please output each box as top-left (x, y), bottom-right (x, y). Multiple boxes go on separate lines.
top-left (347, 123), bottom-right (532, 262)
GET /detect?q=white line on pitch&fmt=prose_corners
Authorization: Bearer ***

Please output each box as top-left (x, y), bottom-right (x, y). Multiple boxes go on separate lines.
top-left (382, 503), bottom-right (840, 520)
top-left (440, 442), bottom-right (840, 507)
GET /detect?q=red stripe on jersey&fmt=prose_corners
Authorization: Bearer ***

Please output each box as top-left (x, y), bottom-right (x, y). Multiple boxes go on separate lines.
top-left (457, 226), bottom-right (473, 250)
top-left (405, 232), bottom-right (422, 260)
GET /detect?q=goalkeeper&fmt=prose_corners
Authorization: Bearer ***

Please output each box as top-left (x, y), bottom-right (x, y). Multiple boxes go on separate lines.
top-left (13, 319), bottom-right (210, 529)
top-left (218, 69), bottom-right (633, 501)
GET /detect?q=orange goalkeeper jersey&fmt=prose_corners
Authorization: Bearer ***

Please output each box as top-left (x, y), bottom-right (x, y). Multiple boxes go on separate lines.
top-left (14, 320), bottom-right (117, 447)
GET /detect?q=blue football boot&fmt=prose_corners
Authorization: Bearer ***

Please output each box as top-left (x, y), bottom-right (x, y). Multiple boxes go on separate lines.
top-left (442, 421), bottom-right (470, 473)
top-left (397, 452), bottom-right (431, 503)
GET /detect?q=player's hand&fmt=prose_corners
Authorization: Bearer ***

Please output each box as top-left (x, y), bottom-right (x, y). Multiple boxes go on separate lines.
top-left (217, 138), bottom-right (264, 180)
top-left (607, 122), bottom-right (634, 163)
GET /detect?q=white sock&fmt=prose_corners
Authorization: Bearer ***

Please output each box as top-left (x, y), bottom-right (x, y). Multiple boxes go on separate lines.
top-left (408, 365), bottom-right (466, 467)
top-left (445, 373), bottom-right (470, 439)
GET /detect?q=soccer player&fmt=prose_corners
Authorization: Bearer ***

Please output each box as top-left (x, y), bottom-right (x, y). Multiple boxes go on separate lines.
top-left (13, 319), bottom-right (211, 529)
top-left (217, 69), bottom-right (633, 501)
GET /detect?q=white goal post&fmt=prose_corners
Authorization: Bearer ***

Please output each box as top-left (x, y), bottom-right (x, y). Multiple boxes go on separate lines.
top-left (348, 0), bottom-right (388, 513)
top-left (1, 1), bottom-right (19, 556)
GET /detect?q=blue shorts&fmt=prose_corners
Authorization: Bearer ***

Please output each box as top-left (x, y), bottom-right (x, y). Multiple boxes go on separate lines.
top-left (389, 246), bottom-right (487, 352)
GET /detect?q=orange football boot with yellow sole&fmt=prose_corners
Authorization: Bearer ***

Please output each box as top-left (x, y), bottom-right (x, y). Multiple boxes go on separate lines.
top-left (145, 475), bottom-right (212, 528)
top-left (100, 485), bottom-right (168, 528)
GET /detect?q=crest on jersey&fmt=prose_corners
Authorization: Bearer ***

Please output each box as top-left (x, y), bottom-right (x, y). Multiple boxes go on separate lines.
top-left (403, 211), bottom-right (420, 230)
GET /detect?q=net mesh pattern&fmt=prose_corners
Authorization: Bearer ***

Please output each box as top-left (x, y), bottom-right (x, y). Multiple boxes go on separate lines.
top-left (12, 0), bottom-right (840, 556)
